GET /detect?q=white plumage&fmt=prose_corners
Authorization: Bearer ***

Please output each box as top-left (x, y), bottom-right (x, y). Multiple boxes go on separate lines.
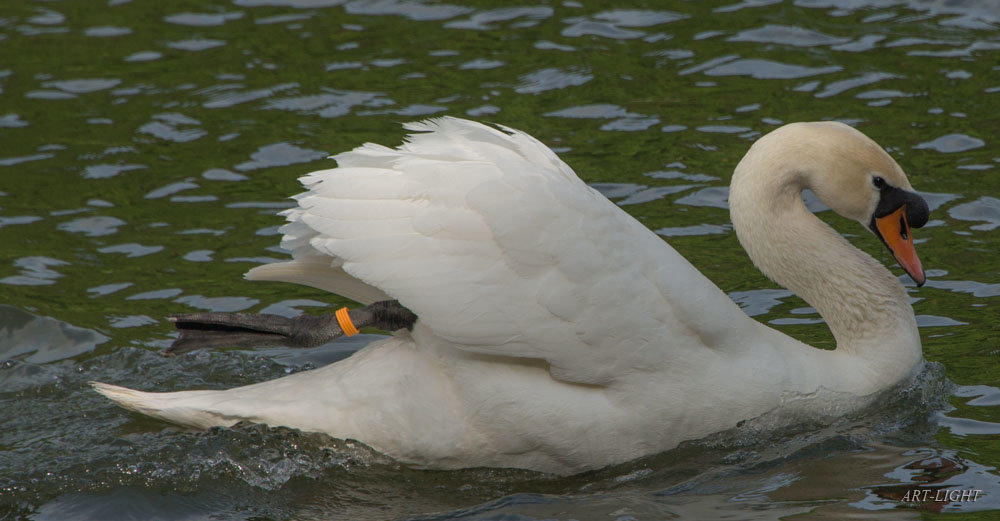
top-left (95, 117), bottom-right (926, 475)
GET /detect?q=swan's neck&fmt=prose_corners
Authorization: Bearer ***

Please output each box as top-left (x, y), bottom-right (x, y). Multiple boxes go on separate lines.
top-left (729, 167), bottom-right (922, 386)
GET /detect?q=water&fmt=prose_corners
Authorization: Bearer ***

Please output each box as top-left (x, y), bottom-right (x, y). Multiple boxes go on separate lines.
top-left (2, 0), bottom-right (999, 519)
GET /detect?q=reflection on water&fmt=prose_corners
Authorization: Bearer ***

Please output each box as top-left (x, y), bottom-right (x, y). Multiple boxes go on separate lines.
top-left (0, 306), bottom-right (108, 364)
top-left (2, 0), bottom-right (999, 519)
top-left (859, 447), bottom-right (1000, 513)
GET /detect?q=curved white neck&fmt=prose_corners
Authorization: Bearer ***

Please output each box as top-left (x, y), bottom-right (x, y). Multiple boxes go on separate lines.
top-left (728, 161), bottom-right (922, 390)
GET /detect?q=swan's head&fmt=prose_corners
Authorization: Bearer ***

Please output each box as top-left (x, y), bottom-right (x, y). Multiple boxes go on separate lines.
top-left (735, 121), bottom-right (929, 285)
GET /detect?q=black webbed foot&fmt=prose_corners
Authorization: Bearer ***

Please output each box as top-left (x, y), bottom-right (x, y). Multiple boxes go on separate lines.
top-left (164, 300), bottom-right (417, 356)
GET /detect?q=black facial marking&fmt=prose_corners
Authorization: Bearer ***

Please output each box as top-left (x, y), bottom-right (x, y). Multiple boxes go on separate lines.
top-left (871, 181), bottom-right (929, 229)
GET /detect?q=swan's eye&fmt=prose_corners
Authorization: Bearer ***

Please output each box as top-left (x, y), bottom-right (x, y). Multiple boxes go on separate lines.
top-left (872, 176), bottom-right (886, 189)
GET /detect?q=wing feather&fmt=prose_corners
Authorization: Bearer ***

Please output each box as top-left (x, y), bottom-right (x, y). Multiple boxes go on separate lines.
top-left (257, 117), bottom-right (755, 384)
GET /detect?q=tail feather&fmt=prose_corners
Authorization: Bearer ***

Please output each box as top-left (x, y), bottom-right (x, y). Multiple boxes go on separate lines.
top-left (91, 382), bottom-right (241, 429)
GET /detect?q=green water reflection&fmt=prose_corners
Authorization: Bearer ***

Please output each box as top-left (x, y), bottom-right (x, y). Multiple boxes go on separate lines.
top-left (1, 0), bottom-right (998, 519)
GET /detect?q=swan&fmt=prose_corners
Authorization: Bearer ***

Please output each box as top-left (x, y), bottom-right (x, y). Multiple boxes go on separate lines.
top-left (94, 117), bottom-right (930, 475)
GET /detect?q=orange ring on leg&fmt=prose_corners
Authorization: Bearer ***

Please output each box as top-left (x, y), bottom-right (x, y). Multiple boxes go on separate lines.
top-left (335, 307), bottom-right (360, 337)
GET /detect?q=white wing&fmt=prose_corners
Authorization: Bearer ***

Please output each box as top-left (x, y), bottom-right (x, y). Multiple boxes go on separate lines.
top-left (249, 117), bottom-right (756, 385)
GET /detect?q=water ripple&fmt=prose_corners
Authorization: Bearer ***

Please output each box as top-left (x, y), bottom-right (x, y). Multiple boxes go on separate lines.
top-left (57, 216), bottom-right (127, 237)
top-left (618, 185), bottom-right (698, 206)
top-left (139, 113), bottom-right (206, 143)
top-left (458, 58), bottom-right (504, 70)
top-left (234, 0), bottom-right (343, 7)
top-left (344, 0), bottom-right (472, 21)
top-left (545, 104), bottom-right (638, 119)
top-left (84, 26), bottom-right (133, 37)
top-left (27, 8), bottom-right (65, 25)
top-left (0, 305), bottom-right (108, 364)
top-left (728, 289), bottom-right (794, 316)
top-left (647, 170), bottom-right (720, 182)
top-left (833, 34), bottom-right (886, 52)
top-left (97, 243), bottom-right (165, 258)
top-left (515, 68), bottom-right (593, 94)
top-left (908, 41), bottom-right (1000, 58)
top-left (728, 24), bottom-right (850, 47)
top-left (704, 59), bottom-right (842, 79)
top-left (0, 257), bottom-right (69, 286)
top-left (914, 133), bottom-right (986, 153)
top-left (255, 13), bottom-right (315, 25)
top-left (715, 0), bottom-right (782, 13)
top-left (0, 113), bottom-right (29, 128)
top-left (947, 197), bottom-right (1000, 231)
top-left (126, 288), bottom-right (184, 300)
top-left (202, 168), bottom-right (247, 181)
top-left (0, 215), bottom-right (43, 228)
top-left (535, 40), bottom-right (577, 52)
top-left (174, 295), bottom-right (259, 312)
top-left (183, 250), bottom-right (215, 262)
top-left (82, 163), bottom-right (146, 179)
top-left (955, 385), bottom-right (1000, 407)
top-left (264, 91), bottom-right (392, 117)
top-left (167, 39), bottom-right (227, 51)
top-left (164, 11), bottom-right (245, 26)
top-left (675, 186), bottom-right (731, 209)
top-left (202, 82), bottom-right (297, 109)
top-left (234, 143), bottom-right (328, 171)
top-left (656, 223), bottom-right (731, 237)
top-left (43, 78), bottom-right (122, 93)
top-left (562, 20), bottom-right (645, 40)
top-left (0, 153), bottom-right (55, 166)
top-left (814, 72), bottom-right (897, 98)
top-left (145, 180), bottom-right (199, 199)
top-left (87, 282), bottom-right (133, 297)
top-left (445, 7), bottom-right (552, 30)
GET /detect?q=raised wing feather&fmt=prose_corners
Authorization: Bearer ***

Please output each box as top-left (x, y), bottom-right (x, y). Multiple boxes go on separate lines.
top-left (258, 117), bottom-right (754, 385)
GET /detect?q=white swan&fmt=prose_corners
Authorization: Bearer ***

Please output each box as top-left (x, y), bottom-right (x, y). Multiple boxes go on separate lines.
top-left (94, 117), bottom-right (929, 475)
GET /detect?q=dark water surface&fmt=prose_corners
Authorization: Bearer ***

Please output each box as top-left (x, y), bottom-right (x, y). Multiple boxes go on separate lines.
top-left (2, 0), bottom-right (999, 519)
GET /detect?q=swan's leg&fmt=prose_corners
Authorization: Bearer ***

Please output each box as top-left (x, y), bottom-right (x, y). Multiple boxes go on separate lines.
top-left (164, 300), bottom-right (417, 356)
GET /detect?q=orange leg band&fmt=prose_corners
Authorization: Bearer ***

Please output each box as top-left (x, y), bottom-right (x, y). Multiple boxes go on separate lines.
top-left (335, 307), bottom-right (360, 337)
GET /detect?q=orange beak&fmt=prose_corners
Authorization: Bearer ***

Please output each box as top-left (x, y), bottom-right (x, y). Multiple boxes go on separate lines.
top-left (874, 205), bottom-right (925, 286)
